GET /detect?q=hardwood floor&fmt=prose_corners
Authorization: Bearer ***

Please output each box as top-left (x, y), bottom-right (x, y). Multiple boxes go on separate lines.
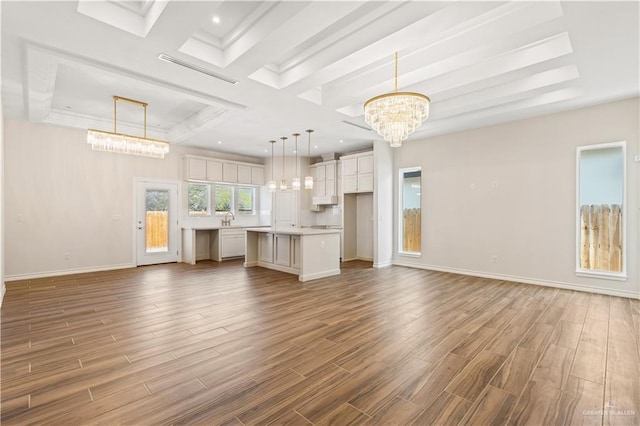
top-left (1, 260), bottom-right (639, 425)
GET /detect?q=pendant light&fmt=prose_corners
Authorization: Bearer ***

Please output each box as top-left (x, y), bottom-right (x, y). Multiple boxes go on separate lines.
top-left (280, 136), bottom-right (288, 190)
top-left (267, 140), bottom-right (276, 192)
top-left (304, 129), bottom-right (314, 190)
top-left (87, 96), bottom-right (169, 158)
top-left (292, 133), bottom-right (301, 190)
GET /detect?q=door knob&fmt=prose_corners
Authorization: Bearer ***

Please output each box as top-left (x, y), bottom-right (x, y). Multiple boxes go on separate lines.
top-left (137, 226), bottom-right (144, 230)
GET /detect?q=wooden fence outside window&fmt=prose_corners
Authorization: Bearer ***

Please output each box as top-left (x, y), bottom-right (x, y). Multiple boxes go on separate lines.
top-left (580, 204), bottom-right (622, 272)
top-left (403, 208), bottom-right (421, 253)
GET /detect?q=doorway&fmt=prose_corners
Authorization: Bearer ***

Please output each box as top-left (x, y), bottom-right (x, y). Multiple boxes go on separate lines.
top-left (135, 180), bottom-right (179, 266)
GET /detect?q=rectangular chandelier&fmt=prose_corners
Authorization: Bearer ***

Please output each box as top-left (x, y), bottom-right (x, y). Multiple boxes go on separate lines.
top-left (87, 96), bottom-right (170, 159)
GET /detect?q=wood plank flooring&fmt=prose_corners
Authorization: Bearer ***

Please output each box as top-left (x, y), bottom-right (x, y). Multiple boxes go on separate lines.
top-left (1, 260), bottom-right (639, 425)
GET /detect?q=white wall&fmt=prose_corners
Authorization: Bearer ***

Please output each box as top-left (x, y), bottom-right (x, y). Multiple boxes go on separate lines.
top-left (4, 120), bottom-right (265, 279)
top-left (372, 141), bottom-right (394, 267)
top-left (579, 147), bottom-right (624, 205)
top-left (394, 97), bottom-right (639, 299)
top-left (356, 193), bottom-right (373, 260)
top-left (0, 100), bottom-right (5, 305)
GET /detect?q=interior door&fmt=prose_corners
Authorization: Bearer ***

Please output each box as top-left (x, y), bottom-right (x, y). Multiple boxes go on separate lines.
top-left (274, 190), bottom-right (297, 228)
top-left (136, 181), bottom-right (179, 265)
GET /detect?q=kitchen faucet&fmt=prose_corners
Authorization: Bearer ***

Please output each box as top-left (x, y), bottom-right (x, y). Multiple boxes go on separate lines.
top-left (222, 211), bottom-right (235, 227)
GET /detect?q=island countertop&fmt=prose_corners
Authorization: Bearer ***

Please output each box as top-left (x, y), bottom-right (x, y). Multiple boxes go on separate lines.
top-left (244, 227), bottom-right (341, 236)
top-left (181, 225), bottom-right (270, 231)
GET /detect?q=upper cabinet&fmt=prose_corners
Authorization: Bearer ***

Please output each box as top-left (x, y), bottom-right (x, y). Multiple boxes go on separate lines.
top-left (341, 152), bottom-right (373, 193)
top-left (312, 160), bottom-right (337, 197)
top-left (184, 155), bottom-right (264, 186)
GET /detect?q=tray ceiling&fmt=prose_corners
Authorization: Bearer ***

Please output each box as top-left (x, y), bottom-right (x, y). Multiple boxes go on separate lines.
top-left (1, 1), bottom-right (638, 158)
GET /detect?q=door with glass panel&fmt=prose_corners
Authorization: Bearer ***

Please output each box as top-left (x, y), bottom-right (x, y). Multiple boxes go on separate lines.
top-left (136, 181), bottom-right (178, 265)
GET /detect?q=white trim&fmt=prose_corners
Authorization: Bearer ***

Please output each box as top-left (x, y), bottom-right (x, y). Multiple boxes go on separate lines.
top-left (257, 261), bottom-right (299, 276)
top-left (398, 166), bottom-right (422, 255)
top-left (5, 263), bottom-right (135, 282)
top-left (0, 284), bottom-right (6, 307)
top-left (393, 260), bottom-right (640, 299)
top-left (575, 269), bottom-right (627, 281)
top-left (373, 261), bottom-right (393, 268)
top-left (398, 252), bottom-right (421, 258)
top-left (300, 269), bottom-right (341, 282)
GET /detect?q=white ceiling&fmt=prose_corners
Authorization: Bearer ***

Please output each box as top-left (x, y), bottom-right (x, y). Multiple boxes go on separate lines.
top-left (2, 1), bottom-right (638, 159)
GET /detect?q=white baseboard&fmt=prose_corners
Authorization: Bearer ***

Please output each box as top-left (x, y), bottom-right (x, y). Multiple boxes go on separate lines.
top-left (393, 261), bottom-right (640, 300)
top-left (4, 263), bottom-right (135, 282)
top-left (0, 283), bottom-right (5, 307)
top-left (300, 269), bottom-right (341, 282)
top-left (373, 261), bottom-right (393, 268)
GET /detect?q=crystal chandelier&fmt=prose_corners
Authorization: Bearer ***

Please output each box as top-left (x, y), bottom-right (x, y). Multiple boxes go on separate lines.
top-left (364, 53), bottom-right (430, 147)
top-left (292, 133), bottom-right (301, 190)
top-left (304, 129), bottom-right (314, 189)
top-left (268, 140), bottom-right (277, 192)
top-left (280, 136), bottom-right (288, 190)
top-left (87, 96), bottom-right (170, 158)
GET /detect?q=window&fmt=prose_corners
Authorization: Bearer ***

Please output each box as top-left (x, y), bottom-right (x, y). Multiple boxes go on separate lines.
top-left (211, 185), bottom-right (256, 216)
top-left (399, 167), bottom-right (421, 255)
top-left (214, 185), bottom-right (233, 214)
top-left (237, 187), bottom-right (254, 214)
top-left (576, 142), bottom-right (626, 279)
top-left (187, 183), bottom-right (210, 216)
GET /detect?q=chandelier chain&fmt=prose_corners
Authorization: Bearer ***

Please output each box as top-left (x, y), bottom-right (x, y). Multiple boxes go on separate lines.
top-left (394, 52), bottom-right (398, 93)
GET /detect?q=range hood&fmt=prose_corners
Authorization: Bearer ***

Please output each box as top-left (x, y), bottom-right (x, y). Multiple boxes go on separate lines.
top-left (312, 195), bottom-right (339, 205)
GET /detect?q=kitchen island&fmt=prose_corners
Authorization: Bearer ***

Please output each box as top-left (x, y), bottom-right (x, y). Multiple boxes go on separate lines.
top-left (181, 225), bottom-right (269, 265)
top-left (244, 227), bottom-right (341, 282)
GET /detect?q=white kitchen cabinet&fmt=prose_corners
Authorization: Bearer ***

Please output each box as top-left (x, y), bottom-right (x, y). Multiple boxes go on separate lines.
top-left (251, 166), bottom-right (264, 185)
top-left (312, 160), bottom-right (338, 198)
top-left (291, 235), bottom-right (301, 269)
top-left (220, 229), bottom-right (245, 258)
top-left (341, 152), bottom-right (373, 193)
top-left (274, 234), bottom-right (291, 266)
top-left (342, 158), bottom-right (358, 176)
top-left (184, 155), bottom-right (265, 186)
top-left (237, 165), bottom-right (252, 184)
top-left (206, 160), bottom-right (223, 182)
top-left (186, 158), bottom-right (207, 181)
top-left (223, 163), bottom-right (238, 183)
top-left (258, 233), bottom-right (273, 263)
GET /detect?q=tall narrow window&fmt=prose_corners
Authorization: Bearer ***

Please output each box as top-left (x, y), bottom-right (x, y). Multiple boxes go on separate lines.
top-left (187, 183), bottom-right (210, 216)
top-left (576, 142), bottom-right (626, 278)
top-left (399, 167), bottom-right (421, 255)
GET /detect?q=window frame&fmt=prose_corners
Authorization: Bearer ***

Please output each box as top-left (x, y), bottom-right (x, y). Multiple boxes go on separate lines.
top-left (575, 141), bottom-right (627, 281)
top-left (398, 166), bottom-right (422, 257)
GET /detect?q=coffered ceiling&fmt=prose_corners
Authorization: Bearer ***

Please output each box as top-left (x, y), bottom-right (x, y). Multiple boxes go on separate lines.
top-left (1, 1), bottom-right (638, 158)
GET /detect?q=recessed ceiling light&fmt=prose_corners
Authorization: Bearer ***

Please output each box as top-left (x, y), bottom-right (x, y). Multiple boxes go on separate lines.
top-left (212, 16), bottom-right (221, 24)
top-left (314, 145), bottom-right (318, 149)
top-left (217, 141), bottom-right (222, 144)
top-left (339, 139), bottom-right (344, 143)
